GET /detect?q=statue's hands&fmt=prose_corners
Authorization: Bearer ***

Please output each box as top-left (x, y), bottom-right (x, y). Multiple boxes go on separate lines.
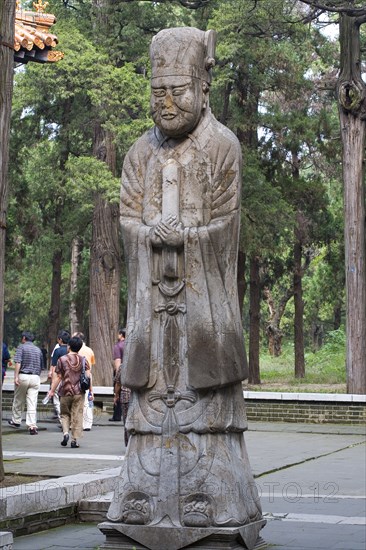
top-left (149, 226), bottom-right (163, 247)
top-left (154, 215), bottom-right (184, 248)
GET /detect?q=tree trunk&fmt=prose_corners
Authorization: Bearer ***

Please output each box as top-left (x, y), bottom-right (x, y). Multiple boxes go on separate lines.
top-left (237, 250), bottom-right (247, 318)
top-left (263, 286), bottom-right (293, 357)
top-left (69, 237), bottom-right (81, 334)
top-left (248, 256), bottom-right (261, 384)
top-left (333, 303), bottom-right (342, 331)
top-left (89, 117), bottom-right (121, 386)
top-left (47, 249), bottom-right (63, 357)
top-left (90, 0), bottom-right (122, 385)
top-left (46, 97), bottom-right (72, 356)
top-left (294, 230), bottom-right (305, 378)
top-left (89, 196), bottom-right (121, 386)
top-left (311, 323), bottom-right (323, 351)
top-left (337, 14), bottom-right (366, 394)
top-left (0, 0), bottom-right (15, 482)
top-left (219, 82), bottom-right (233, 126)
top-left (267, 325), bottom-right (283, 357)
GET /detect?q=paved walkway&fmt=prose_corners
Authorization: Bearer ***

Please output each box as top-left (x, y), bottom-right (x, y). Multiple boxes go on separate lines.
top-left (1, 408), bottom-right (365, 549)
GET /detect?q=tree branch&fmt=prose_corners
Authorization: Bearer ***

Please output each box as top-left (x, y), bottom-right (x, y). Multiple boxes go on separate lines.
top-left (300, 0), bottom-right (366, 17)
top-left (356, 14), bottom-right (366, 25)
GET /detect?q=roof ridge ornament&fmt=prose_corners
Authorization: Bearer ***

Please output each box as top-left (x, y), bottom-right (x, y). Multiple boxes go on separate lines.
top-left (33, 0), bottom-right (49, 13)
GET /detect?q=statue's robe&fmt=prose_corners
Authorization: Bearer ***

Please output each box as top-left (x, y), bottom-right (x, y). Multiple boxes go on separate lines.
top-left (108, 109), bottom-right (262, 528)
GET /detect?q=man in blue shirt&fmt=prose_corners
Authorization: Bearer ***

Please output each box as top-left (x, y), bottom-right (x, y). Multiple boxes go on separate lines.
top-left (8, 331), bottom-right (43, 435)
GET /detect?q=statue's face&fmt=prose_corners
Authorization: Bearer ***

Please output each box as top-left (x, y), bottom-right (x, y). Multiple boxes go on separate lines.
top-left (151, 75), bottom-right (206, 138)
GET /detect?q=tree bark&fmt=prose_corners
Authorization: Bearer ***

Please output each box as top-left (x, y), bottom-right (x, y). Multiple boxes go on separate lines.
top-left (237, 250), bottom-right (247, 318)
top-left (333, 303), bottom-right (342, 331)
top-left (311, 323), bottom-right (323, 351)
top-left (89, 195), bottom-right (121, 386)
top-left (219, 82), bottom-right (233, 126)
top-left (337, 14), bottom-right (366, 394)
top-left (248, 256), bottom-right (261, 384)
top-left (235, 64), bottom-right (260, 383)
top-left (90, 1), bottom-right (122, 386)
top-left (46, 97), bottom-right (72, 356)
top-left (263, 286), bottom-right (293, 357)
top-left (47, 249), bottom-right (63, 357)
top-left (69, 237), bottom-right (81, 335)
top-left (0, 0), bottom-right (15, 482)
top-left (294, 232), bottom-right (305, 378)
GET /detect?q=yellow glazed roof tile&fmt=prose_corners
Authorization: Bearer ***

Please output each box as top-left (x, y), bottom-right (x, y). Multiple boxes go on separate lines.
top-left (14, 1), bottom-right (63, 63)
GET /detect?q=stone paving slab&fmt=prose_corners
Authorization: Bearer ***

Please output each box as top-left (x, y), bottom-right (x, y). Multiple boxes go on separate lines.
top-left (11, 519), bottom-right (366, 550)
top-left (255, 443), bottom-right (366, 498)
top-left (1, 416), bottom-right (365, 550)
top-left (2, 415), bottom-right (126, 477)
top-left (13, 523), bottom-right (105, 550)
top-left (263, 496), bottom-right (366, 518)
top-left (3, 416), bottom-right (365, 479)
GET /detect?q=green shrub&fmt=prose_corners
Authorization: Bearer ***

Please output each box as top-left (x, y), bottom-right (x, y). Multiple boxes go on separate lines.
top-left (257, 329), bottom-right (346, 388)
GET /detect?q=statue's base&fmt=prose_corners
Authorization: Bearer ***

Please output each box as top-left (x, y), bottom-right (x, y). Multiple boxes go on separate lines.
top-left (99, 520), bottom-right (267, 550)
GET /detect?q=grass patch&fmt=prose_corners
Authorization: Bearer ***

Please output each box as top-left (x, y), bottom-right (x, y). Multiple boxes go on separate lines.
top-left (255, 329), bottom-right (346, 390)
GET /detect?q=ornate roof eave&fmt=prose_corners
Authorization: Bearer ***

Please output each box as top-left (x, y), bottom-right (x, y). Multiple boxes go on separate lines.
top-left (14, 1), bottom-right (64, 64)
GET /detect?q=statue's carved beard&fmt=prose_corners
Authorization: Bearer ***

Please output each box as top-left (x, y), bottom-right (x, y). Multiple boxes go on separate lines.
top-left (152, 107), bottom-right (203, 138)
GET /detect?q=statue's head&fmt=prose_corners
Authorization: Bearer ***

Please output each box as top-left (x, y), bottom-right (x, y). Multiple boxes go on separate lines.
top-left (150, 27), bottom-right (216, 138)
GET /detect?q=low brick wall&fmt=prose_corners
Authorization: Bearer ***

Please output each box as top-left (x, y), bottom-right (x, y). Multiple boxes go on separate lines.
top-left (2, 385), bottom-right (115, 418)
top-left (2, 386), bottom-right (365, 425)
top-left (0, 506), bottom-right (77, 537)
top-left (244, 399), bottom-right (365, 424)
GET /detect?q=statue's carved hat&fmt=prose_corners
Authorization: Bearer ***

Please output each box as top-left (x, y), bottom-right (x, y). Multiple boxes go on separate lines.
top-left (150, 27), bottom-right (216, 82)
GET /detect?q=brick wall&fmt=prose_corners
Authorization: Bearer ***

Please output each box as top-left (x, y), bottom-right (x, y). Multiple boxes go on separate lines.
top-left (244, 400), bottom-right (366, 425)
top-left (2, 390), bottom-right (365, 425)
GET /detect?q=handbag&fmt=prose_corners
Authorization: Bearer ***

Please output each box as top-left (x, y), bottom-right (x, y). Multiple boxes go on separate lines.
top-left (80, 357), bottom-right (90, 392)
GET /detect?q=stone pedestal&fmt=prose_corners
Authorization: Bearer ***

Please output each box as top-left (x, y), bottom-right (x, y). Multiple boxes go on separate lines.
top-left (99, 521), bottom-right (267, 550)
top-left (0, 531), bottom-right (13, 550)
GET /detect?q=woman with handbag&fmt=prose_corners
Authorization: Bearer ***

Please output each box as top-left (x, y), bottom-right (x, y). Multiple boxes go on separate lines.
top-left (48, 336), bottom-right (92, 448)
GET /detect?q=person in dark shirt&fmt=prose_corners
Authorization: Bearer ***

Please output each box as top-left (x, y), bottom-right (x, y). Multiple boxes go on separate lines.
top-left (2, 342), bottom-right (10, 383)
top-left (109, 328), bottom-right (125, 423)
top-left (48, 330), bottom-right (70, 421)
top-left (110, 328), bottom-right (131, 447)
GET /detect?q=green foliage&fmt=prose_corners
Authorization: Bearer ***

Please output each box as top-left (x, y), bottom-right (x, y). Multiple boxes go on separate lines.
top-left (305, 328), bottom-right (346, 381)
top-left (259, 329), bottom-right (346, 388)
top-left (5, 0), bottom-right (192, 344)
top-left (65, 156), bottom-right (120, 205)
top-left (241, 150), bottom-right (294, 254)
top-left (5, 0), bottom-right (348, 378)
top-left (88, 62), bottom-right (152, 155)
top-left (4, 238), bottom-right (69, 344)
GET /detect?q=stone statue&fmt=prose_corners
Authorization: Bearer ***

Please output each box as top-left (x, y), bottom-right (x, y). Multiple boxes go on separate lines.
top-left (100, 27), bottom-right (265, 550)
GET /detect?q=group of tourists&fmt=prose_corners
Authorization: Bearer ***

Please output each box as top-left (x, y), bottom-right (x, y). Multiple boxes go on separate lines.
top-left (5, 327), bottom-right (129, 448)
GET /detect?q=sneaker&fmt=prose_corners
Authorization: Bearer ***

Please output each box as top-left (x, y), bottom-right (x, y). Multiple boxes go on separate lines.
top-left (61, 433), bottom-right (69, 447)
top-left (71, 440), bottom-right (79, 448)
top-left (108, 418), bottom-right (121, 422)
top-left (83, 428), bottom-right (91, 431)
top-left (8, 420), bottom-right (20, 428)
top-left (29, 427), bottom-right (38, 435)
